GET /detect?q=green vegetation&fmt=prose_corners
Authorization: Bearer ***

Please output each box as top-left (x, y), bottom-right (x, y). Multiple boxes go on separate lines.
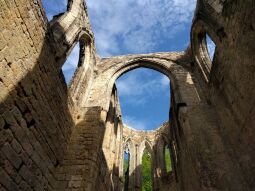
top-left (165, 146), bottom-right (172, 173)
top-left (123, 148), bottom-right (172, 191)
top-left (123, 152), bottom-right (129, 188)
top-left (142, 150), bottom-right (152, 191)
top-left (123, 158), bottom-right (129, 173)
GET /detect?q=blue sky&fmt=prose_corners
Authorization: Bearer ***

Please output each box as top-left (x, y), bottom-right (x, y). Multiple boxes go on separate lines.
top-left (41, 0), bottom-right (215, 130)
top-left (116, 68), bottom-right (170, 130)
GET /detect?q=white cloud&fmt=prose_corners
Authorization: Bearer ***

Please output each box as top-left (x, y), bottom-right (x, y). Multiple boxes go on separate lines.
top-left (42, 0), bottom-right (196, 84)
top-left (116, 69), bottom-right (170, 130)
top-left (41, 0), bottom-right (196, 82)
top-left (41, 0), bottom-right (176, 130)
top-left (160, 75), bottom-right (170, 87)
top-left (87, 0), bottom-right (196, 56)
top-left (116, 69), bottom-right (170, 105)
top-left (124, 116), bottom-right (147, 130)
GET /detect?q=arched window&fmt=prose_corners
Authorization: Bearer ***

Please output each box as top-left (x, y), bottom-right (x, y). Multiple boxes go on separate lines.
top-left (192, 24), bottom-right (217, 82)
top-left (206, 34), bottom-right (216, 62)
top-left (62, 36), bottom-right (92, 86)
top-left (123, 149), bottom-right (130, 191)
top-left (115, 68), bottom-right (170, 131)
top-left (62, 43), bottom-right (80, 84)
top-left (197, 32), bottom-right (216, 73)
top-left (164, 145), bottom-right (172, 174)
top-left (142, 149), bottom-right (152, 191)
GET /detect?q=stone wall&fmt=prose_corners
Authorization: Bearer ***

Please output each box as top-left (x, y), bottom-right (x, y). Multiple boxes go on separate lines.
top-left (122, 123), bottom-right (176, 191)
top-left (0, 0), bottom-right (255, 191)
top-left (54, 85), bottom-right (123, 190)
top-left (86, 49), bottom-right (245, 191)
top-left (0, 0), bottom-right (74, 190)
top-left (0, 0), bottom-right (96, 190)
top-left (191, 1), bottom-right (255, 189)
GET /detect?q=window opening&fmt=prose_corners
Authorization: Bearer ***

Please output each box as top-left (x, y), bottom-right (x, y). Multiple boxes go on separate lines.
top-left (164, 145), bottom-right (172, 173)
top-left (62, 43), bottom-right (80, 84)
top-left (142, 149), bottom-right (152, 191)
top-left (115, 68), bottom-right (170, 131)
top-left (206, 34), bottom-right (216, 62)
top-left (123, 150), bottom-right (130, 191)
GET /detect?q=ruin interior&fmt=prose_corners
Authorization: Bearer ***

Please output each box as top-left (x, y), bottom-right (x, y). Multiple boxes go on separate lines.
top-left (0, 0), bottom-right (255, 190)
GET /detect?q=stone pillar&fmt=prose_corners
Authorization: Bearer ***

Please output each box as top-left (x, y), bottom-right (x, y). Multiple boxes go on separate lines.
top-left (128, 142), bottom-right (136, 190)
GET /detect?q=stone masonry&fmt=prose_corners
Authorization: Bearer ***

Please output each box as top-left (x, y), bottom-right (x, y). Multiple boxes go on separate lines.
top-left (0, 0), bottom-right (255, 191)
top-left (122, 123), bottom-right (176, 191)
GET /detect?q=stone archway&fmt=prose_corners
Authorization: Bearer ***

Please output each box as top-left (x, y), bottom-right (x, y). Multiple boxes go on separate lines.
top-left (54, 51), bottom-right (247, 191)
top-left (71, 52), bottom-right (246, 191)
top-left (69, 52), bottom-right (214, 190)
top-left (1, 0), bottom-right (255, 190)
top-left (84, 53), bottom-right (201, 112)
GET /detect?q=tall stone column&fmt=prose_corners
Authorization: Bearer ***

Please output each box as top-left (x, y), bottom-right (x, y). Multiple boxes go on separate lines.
top-left (128, 142), bottom-right (136, 190)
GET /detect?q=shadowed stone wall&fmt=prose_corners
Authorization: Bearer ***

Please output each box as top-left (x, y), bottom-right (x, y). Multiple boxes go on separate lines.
top-left (0, 0), bottom-right (74, 190)
top-left (0, 0), bottom-right (254, 191)
top-left (0, 0), bottom-right (96, 190)
top-left (191, 1), bottom-right (255, 190)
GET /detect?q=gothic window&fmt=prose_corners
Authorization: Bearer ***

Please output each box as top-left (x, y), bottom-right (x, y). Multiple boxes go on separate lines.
top-left (61, 43), bottom-right (80, 84)
top-left (115, 68), bottom-right (170, 130)
top-left (206, 34), bottom-right (216, 64)
top-left (62, 36), bottom-right (91, 85)
top-left (164, 145), bottom-right (172, 174)
top-left (193, 27), bottom-right (217, 82)
top-left (142, 149), bottom-right (152, 191)
top-left (123, 149), bottom-right (130, 191)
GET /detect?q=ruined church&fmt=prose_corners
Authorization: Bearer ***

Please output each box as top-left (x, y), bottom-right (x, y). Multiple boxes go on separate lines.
top-left (0, 0), bottom-right (255, 190)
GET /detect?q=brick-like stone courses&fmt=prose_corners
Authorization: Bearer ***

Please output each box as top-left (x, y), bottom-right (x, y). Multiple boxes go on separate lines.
top-left (192, 1), bottom-right (255, 189)
top-left (122, 123), bottom-right (176, 191)
top-left (85, 52), bottom-right (197, 110)
top-left (88, 45), bottom-right (250, 190)
top-left (1, 0), bottom-right (255, 191)
top-left (0, 0), bottom-right (75, 190)
top-left (55, 107), bottom-right (105, 190)
top-left (55, 88), bottom-right (122, 191)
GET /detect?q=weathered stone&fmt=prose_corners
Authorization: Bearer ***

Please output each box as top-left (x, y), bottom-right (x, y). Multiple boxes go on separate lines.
top-left (19, 165), bottom-right (40, 188)
top-left (18, 180), bottom-right (33, 191)
top-left (0, 167), bottom-right (19, 190)
top-left (0, 117), bottom-right (5, 130)
top-left (11, 139), bottom-right (22, 154)
top-left (0, 0), bottom-right (254, 191)
top-left (1, 143), bottom-right (22, 169)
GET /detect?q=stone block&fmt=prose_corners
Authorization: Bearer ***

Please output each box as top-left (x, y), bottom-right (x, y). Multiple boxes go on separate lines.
top-left (0, 167), bottom-right (19, 190)
top-left (3, 110), bottom-right (17, 126)
top-left (18, 180), bottom-right (33, 191)
top-left (1, 142), bottom-right (22, 169)
top-left (0, 117), bottom-right (5, 130)
top-left (3, 159), bottom-right (22, 184)
top-left (19, 165), bottom-right (39, 188)
top-left (11, 139), bottom-right (22, 154)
